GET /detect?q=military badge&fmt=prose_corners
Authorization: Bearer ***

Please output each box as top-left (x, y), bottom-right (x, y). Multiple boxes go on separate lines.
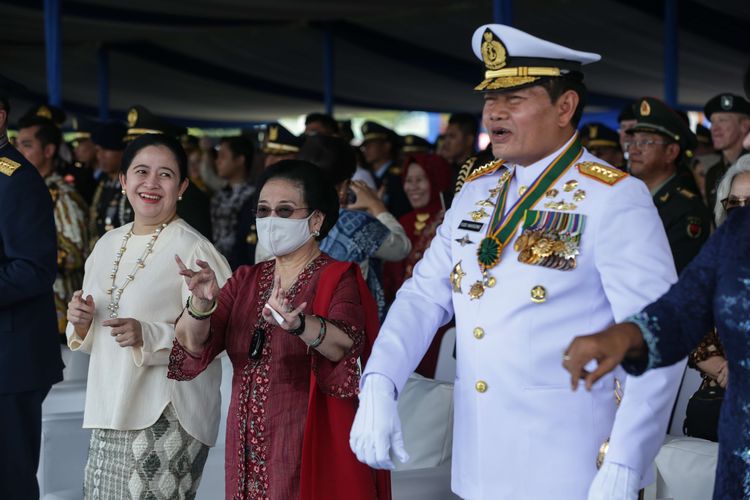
top-left (640, 99), bottom-right (651, 116)
top-left (686, 217), bottom-right (703, 239)
top-left (450, 261), bottom-right (467, 293)
top-left (721, 94), bottom-right (733, 110)
top-left (127, 107), bottom-right (138, 127)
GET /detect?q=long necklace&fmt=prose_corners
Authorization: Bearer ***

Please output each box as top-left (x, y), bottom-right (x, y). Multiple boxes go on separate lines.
top-left (106, 222), bottom-right (168, 318)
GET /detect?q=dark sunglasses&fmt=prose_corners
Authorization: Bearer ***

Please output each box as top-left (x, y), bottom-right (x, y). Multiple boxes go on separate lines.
top-left (252, 206), bottom-right (309, 219)
top-left (248, 328), bottom-right (266, 360)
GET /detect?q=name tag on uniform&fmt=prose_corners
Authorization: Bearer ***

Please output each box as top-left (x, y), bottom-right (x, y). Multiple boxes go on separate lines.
top-left (458, 220), bottom-right (484, 232)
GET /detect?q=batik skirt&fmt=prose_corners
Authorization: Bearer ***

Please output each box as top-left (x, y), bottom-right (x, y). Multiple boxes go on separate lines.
top-left (83, 404), bottom-right (209, 500)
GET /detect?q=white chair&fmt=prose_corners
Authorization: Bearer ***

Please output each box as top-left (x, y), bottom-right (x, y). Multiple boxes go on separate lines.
top-left (651, 436), bottom-right (718, 500)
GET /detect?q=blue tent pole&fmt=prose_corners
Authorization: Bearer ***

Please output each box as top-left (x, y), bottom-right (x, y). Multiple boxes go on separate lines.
top-left (97, 45), bottom-right (110, 120)
top-left (323, 27), bottom-right (334, 115)
top-left (664, 0), bottom-right (678, 107)
top-left (493, 0), bottom-right (513, 25)
top-left (44, 0), bottom-right (62, 107)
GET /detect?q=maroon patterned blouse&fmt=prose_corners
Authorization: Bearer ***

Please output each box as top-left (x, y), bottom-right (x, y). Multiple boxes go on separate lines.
top-left (169, 254), bottom-right (364, 500)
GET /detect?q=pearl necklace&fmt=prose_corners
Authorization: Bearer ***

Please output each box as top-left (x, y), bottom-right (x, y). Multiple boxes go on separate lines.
top-left (106, 223), bottom-right (168, 318)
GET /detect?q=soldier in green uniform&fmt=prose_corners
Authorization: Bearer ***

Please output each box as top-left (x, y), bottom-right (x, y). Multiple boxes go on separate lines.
top-left (580, 122), bottom-right (624, 170)
top-left (627, 97), bottom-right (711, 273)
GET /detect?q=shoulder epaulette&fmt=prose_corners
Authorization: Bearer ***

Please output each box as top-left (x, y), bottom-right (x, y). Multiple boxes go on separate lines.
top-left (0, 157), bottom-right (21, 176)
top-left (577, 161), bottom-right (627, 185)
top-left (676, 187), bottom-right (697, 200)
top-left (454, 156), bottom-right (477, 193)
top-left (465, 159), bottom-right (505, 184)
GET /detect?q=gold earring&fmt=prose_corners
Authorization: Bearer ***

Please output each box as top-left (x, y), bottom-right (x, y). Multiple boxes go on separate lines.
top-left (121, 189), bottom-right (126, 195)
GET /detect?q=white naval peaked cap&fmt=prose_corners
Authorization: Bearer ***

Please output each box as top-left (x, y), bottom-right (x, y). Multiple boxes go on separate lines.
top-left (471, 24), bottom-right (601, 92)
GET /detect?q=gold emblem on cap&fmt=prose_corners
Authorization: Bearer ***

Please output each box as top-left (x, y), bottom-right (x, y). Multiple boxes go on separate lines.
top-left (268, 125), bottom-right (279, 141)
top-left (640, 100), bottom-right (651, 116)
top-left (127, 108), bottom-right (138, 127)
top-left (405, 136), bottom-right (414, 144)
top-left (37, 105), bottom-right (52, 119)
top-left (590, 125), bottom-right (598, 139)
top-left (481, 29), bottom-right (507, 70)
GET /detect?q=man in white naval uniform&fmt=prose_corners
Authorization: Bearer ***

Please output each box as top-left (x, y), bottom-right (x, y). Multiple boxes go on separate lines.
top-left (350, 24), bottom-right (686, 500)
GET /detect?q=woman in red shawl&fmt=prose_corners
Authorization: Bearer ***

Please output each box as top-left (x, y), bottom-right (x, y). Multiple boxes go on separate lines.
top-left (168, 160), bottom-right (389, 500)
top-left (384, 153), bottom-right (452, 377)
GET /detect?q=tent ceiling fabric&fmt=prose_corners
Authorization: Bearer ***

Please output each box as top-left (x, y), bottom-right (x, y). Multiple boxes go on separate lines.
top-left (1, 0), bottom-right (748, 124)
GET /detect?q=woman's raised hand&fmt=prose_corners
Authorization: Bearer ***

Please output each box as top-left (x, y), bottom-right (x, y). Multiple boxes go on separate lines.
top-left (175, 254), bottom-right (220, 304)
top-left (67, 290), bottom-right (95, 335)
top-left (262, 275), bottom-right (307, 331)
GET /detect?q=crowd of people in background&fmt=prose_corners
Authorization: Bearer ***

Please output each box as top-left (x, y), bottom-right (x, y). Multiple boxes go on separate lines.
top-left (1, 22), bottom-right (749, 495)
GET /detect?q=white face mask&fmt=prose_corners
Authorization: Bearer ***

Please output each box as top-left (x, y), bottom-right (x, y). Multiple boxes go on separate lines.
top-left (256, 213), bottom-right (315, 256)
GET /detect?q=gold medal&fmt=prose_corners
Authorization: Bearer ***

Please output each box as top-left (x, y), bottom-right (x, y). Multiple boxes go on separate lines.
top-left (573, 189), bottom-right (586, 202)
top-left (468, 281), bottom-right (485, 300)
top-left (482, 269), bottom-right (496, 288)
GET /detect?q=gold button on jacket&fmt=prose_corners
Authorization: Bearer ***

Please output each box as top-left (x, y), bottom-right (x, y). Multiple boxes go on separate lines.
top-left (473, 327), bottom-right (485, 339)
top-left (530, 285), bottom-right (547, 303)
top-left (475, 380), bottom-right (488, 393)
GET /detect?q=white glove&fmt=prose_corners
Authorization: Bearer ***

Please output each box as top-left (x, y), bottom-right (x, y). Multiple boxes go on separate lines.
top-left (349, 373), bottom-right (410, 469)
top-left (588, 462), bottom-right (640, 500)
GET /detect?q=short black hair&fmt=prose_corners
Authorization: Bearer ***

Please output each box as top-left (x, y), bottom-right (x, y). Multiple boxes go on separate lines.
top-left (220, 135), bottom-right (254, 171)
top-left (448, 113), bottom-right (479, 137)
top-left (18, 115), bottom-right (61, 155)
top-left (538, 77), bottom-right (587, 127)
top-left (305, 113), bottom-right (339, 135)
top-left (121, 133), bottom-right (188, 181)
top-left (255, 159), bottom-right (339, 240)
top-left (297, 135), bottom-right (356, 186)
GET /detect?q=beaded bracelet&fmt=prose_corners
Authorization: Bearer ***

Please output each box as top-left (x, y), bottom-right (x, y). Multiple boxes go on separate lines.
top-left (186, 295), bottom-right (217, 320)
top-left (306, 315), bottom-right (327, 349)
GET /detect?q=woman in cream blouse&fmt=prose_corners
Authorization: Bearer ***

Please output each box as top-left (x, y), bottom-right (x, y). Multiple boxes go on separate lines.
top-left (66, 133), bottom-right (230, 499)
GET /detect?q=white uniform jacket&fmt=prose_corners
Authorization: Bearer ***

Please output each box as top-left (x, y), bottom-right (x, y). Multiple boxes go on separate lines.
top-left (363, 136), bottom-right (686, 500)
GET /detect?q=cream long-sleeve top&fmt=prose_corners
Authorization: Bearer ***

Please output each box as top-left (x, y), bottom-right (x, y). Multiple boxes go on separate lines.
top-left (66, 218), bottom-right (231, 446)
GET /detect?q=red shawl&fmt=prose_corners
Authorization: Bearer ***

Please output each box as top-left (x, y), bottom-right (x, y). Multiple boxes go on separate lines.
top-left (300, 261), bottom-right (392, 500)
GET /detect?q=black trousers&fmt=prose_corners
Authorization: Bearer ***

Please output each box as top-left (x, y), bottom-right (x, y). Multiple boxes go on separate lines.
top-left (0, 387), bottom-right (50, 500)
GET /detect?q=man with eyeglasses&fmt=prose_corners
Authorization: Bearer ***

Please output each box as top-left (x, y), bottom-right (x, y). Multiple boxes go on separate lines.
top-left (627, 97), bottom-right (711, 273)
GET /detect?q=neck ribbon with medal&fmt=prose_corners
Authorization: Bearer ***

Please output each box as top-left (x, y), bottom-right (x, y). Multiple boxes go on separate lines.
top-left (470, 136), bottom-right (583, 300)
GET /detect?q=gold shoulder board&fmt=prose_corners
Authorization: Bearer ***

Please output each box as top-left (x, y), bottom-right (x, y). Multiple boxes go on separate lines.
top-left (465, 159), bottom-right (505, 184)
top-left (677, 187), bottom-right (697, 199)
top-left (0, 157), bottom-right (21, 176)
top-left (577, 161), bottom-right (627, 186)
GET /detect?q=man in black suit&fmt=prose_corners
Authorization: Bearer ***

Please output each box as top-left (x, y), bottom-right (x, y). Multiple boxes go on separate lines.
top-left (0, 79), bottom-right (64, 499)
